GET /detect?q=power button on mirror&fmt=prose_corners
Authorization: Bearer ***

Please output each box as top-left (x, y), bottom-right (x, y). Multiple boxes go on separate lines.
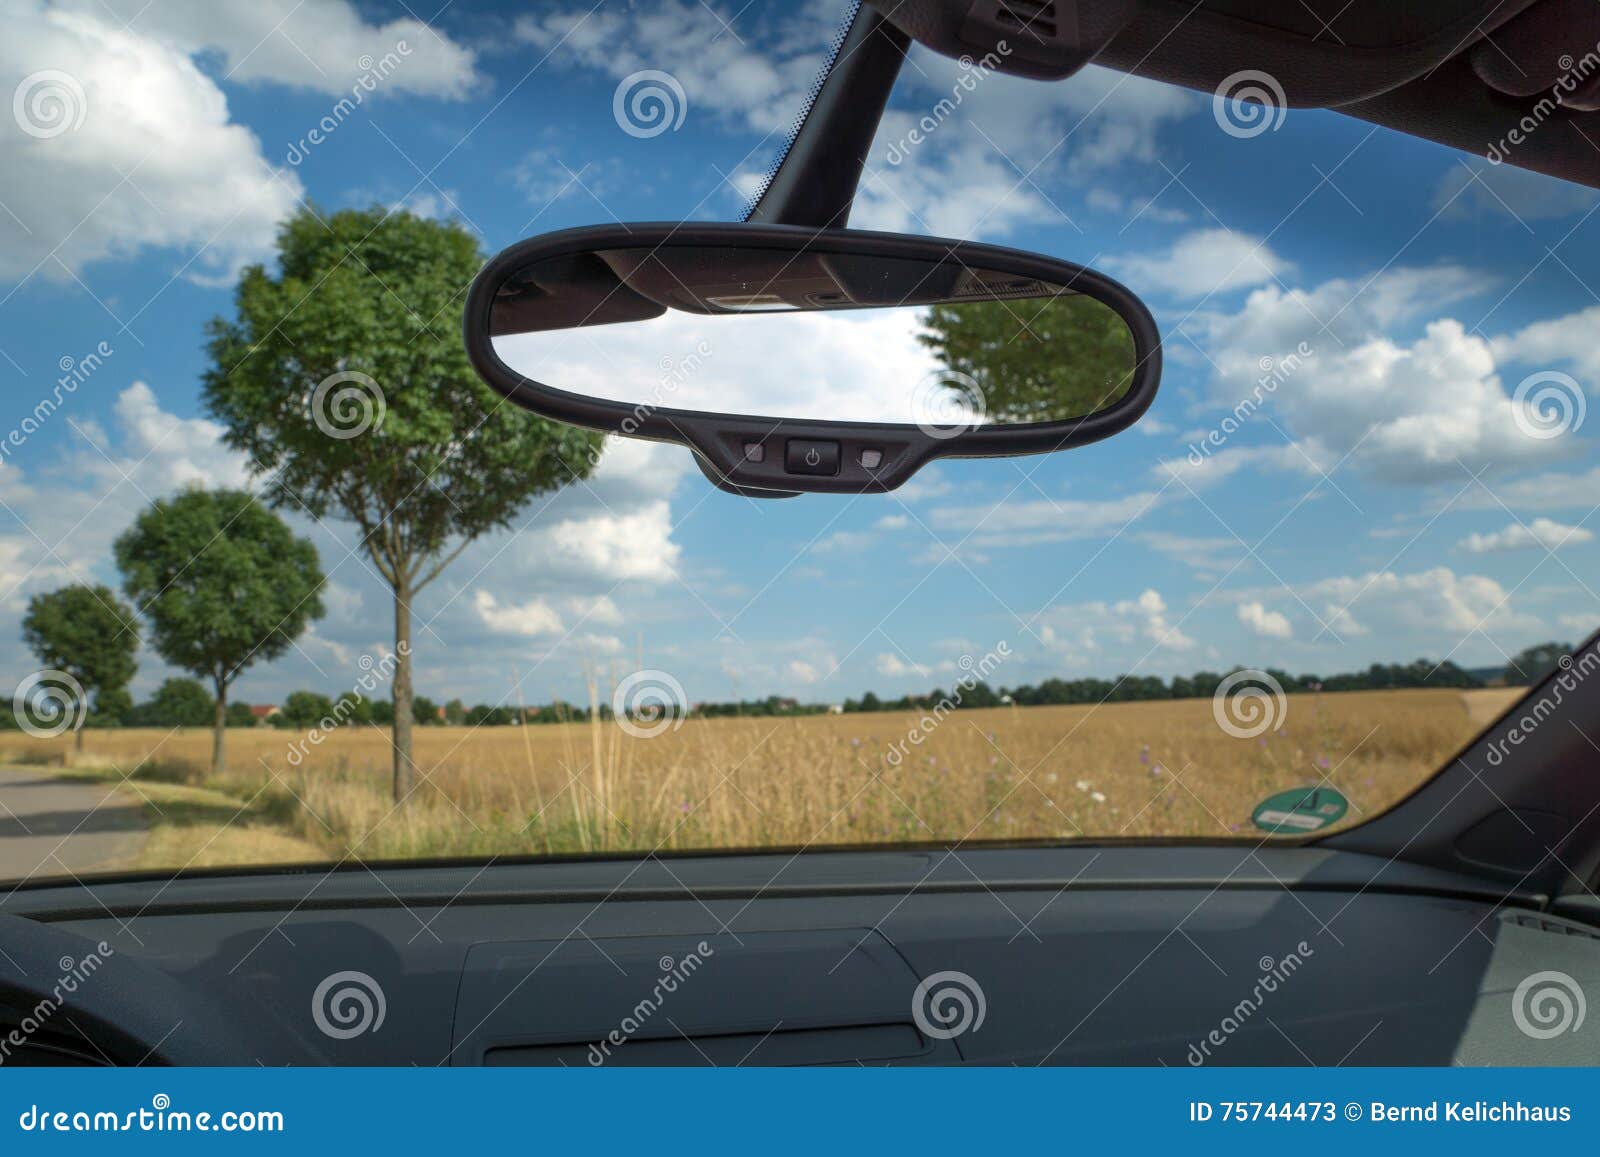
top-left (784, 439), bottom-right (841, 477)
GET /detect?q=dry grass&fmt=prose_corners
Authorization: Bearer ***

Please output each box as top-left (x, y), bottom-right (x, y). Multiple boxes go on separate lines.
top-left (0, 687), bottom-right (1514, 871)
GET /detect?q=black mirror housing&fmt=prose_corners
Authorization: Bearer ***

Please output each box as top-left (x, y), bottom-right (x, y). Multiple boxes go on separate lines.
top-left (462, 222), bottom-right (1162, 496)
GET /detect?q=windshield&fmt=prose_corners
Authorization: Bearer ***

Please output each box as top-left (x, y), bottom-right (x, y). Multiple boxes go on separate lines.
top-left (1, 0), bottom-right (1594, 879)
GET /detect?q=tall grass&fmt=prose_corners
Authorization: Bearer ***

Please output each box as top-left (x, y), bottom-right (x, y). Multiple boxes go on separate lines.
top-left (0, 688), bottom-right (1511, 869)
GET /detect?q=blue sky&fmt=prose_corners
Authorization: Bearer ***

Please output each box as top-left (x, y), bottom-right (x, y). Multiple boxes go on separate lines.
top-left (4, 0), bottom-right (1600, 711)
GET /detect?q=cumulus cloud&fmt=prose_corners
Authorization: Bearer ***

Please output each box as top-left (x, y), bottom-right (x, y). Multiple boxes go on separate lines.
top-left (1176, 266), bottom-right (1588, 484)
top-left (1110, 228), bottom-right (1289, 299)
top-left (1237, 601), bottom-right (1292, 639)
top-left (472, 590), bottom-right (563, 636)
top-left (75, 0), bottom-right (478, 96)
top-left (1460, 518), bottom-right (1594, 554)
top-left (1038, 587), bottom-right (1195, 657)
top-left (1, 3), bottom-right (302, 281)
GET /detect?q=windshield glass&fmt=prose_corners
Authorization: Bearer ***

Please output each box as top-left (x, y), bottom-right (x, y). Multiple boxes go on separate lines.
top-left (1, 0), bottom-right (1594, 877)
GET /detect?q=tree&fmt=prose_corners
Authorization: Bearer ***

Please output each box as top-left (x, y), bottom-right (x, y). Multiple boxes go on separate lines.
top-left (225, 701), bottom-right (259, 727)
top-left (282, 690), bottom-right (335, 728)
top-left (202, 207), bottom-right (604, 801)
top-left (1504, 641), bottom-right (1573, 686)
top-left (127, 678), bottom-right (214, 728)
top-left (115, 488), bottom-right (325, 776)
top-left (918, 296), bottom-right (1137, 423)
top-left (21, 584), bottom-right (139, 751)
top-left (90, 686), bottom-right (133, 728)
top-left (412, 695), bottom-right (441, 726)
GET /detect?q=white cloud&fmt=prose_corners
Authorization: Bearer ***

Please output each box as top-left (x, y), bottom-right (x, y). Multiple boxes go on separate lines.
top-left (1237, 601), bottom-right (1292, 639)
top-left (74, 0), bottom-right (479, 97)
top-left (1181, 267), bottom-right (1584, 484)
top-left (1111, 228), bottom-right (1289, 299)
top-left (514, 0), bottom-right (841, 135)
top-left (787, 659), bottom-right (819, 684)
top-left (1296, 566), bottom-right (1535, 638)
top-left (855, 61), bottom-right (1194, 237)
top-left (1460, 518), bottom-right (1594, 554)
top-left (1, 3), bottom-right (302, 281)
top-left (1492, 304), bottom-right (1600, 386)
top-left (472, 590), bottom-right (562, 636)
top-left (875, 652), bottom-right (931, 679)
top-left (1038, 587), bottom-right (1194, 657)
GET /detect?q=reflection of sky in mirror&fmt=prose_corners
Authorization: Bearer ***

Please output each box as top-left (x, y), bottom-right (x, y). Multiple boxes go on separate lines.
top-left (494, 307), bottom-right (978, 424)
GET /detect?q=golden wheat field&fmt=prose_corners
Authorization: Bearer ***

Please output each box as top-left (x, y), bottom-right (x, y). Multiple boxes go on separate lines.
top-left (0, 687), bottom-right (1526, 872)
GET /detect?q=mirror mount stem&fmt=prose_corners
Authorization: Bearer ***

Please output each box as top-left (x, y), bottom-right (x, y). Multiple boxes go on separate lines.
top-left (743, 3), bottom-right (909, 229)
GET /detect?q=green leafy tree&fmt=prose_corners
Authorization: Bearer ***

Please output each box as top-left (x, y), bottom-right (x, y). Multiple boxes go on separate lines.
top-left (202, 207), bottom-right (603, 801)
top-left (115, 488), bottom-right (325, 775)
top-left (90, 686), bottom-right (134, 728)
top-left (918, 296), bottom-right (1136, 424)
top-left (21, 584), bottom-right (140, 750)
top-left (412, 695), bottom-right (441, 726)
top-left (1504, 642), bottom-right (1573, 686)
top-left (225, 701), bottom-right (259, 727)
top-left (282, 690), bottom-right (336, 728)
top-left (128, 678), bottom-right (215, 728)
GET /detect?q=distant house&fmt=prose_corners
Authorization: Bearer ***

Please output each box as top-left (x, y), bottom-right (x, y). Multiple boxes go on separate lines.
top-left (826, 704), bottom-right (844, 715)
top-left (250, 704), bottom-right (280, 726)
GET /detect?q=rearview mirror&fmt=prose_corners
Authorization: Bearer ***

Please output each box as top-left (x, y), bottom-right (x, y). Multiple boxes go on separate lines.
top-left (462, 223), bottom-right (1161, 495)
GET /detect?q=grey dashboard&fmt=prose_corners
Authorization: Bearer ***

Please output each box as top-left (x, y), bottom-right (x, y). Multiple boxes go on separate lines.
top-left (0, 844), bottom-right (1593, 1066)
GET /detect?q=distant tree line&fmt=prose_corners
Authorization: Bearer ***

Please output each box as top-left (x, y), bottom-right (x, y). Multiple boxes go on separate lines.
top-left (9, 643), bottom-right (1573, 736)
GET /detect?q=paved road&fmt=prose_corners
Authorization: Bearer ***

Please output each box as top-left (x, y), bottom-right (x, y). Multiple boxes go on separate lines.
top-left (0, 766), bottom-right (146, 883)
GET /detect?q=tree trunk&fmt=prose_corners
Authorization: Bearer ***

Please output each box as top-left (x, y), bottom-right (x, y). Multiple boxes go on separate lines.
top-left (212, 677), bottom-right (227, 778)
top-left (392, 573), bottom-right (415, 802)
top-left (73, 712), bottom-right (84, 755)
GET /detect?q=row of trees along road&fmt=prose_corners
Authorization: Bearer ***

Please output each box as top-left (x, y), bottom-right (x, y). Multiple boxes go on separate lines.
top-left (22, 209), bottom-right (603, 799)
top-left (24, 489), bottom-right (324, 775)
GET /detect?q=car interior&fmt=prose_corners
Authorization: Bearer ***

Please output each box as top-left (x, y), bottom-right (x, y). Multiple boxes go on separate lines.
top-left (4, 0), bottom-right (1600, 1068)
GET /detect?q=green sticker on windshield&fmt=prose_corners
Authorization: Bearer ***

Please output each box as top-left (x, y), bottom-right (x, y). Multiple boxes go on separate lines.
top-left (1251, 787), bottom-right (1348, 834)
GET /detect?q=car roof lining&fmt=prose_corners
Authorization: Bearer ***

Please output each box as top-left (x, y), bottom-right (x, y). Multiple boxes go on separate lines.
top-left (865, 0), bottom-right (1600, 192)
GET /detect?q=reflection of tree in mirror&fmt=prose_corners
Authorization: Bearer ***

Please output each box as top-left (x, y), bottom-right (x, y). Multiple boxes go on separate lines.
top-left (917, 295), bottom-right (1136, 424)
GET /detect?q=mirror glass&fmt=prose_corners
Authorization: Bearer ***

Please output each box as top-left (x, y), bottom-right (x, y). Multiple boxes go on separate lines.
top-left (489, 244), bottom-right (1138, 431)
